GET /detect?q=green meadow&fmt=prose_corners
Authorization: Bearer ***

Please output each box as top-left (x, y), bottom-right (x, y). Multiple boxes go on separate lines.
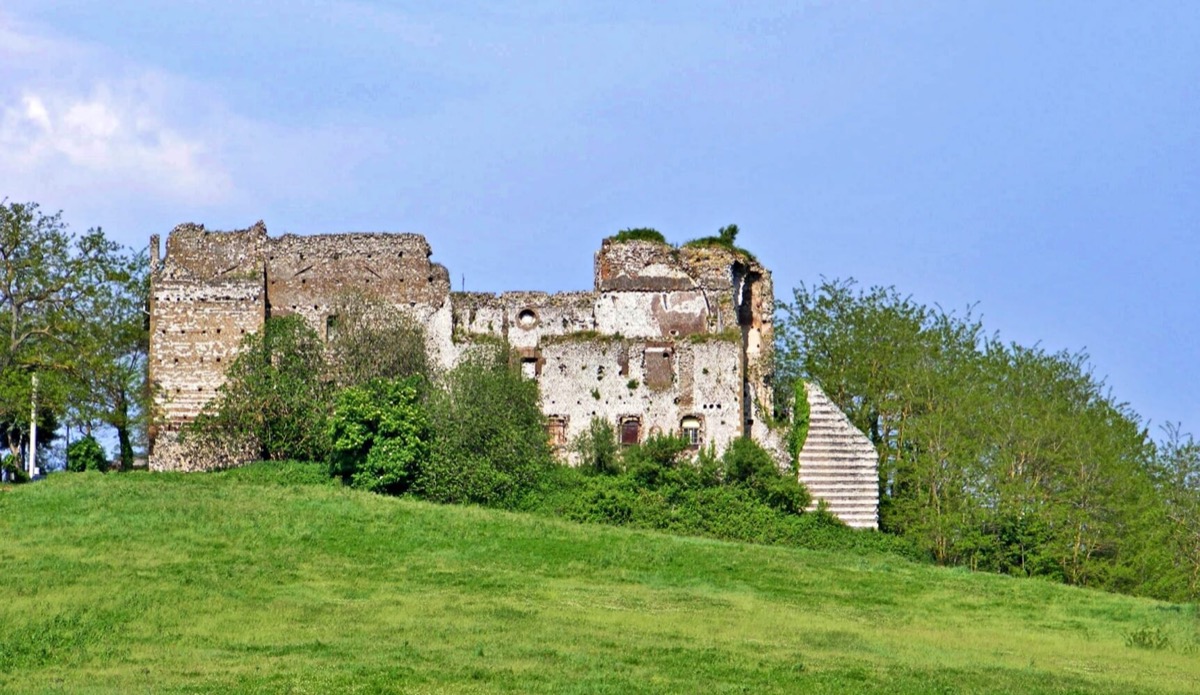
top-left (1, 468), bottom-right (1196, 694)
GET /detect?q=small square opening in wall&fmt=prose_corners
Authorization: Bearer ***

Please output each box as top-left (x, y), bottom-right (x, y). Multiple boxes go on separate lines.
top-left (518, 348), bottom-right (542, 378)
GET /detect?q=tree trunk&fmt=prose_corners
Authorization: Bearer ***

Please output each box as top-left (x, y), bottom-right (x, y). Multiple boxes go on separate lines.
top-left (114, 390), bottom-right (134, 470)
top-left (117, 425), bottom-right (134, 471)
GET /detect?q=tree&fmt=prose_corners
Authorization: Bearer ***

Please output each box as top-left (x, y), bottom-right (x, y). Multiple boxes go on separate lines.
top-left (66, 435), bottom-right (108, 472)
top-left (418, 344), bottom-right (552, 507)
top-left (776, 277), bottom-right (1178, 599)
top-left (187, 315), bottom-right (333, 463)
top-left (0, 200), bottom-right (129, 464)
top-left (1147, 424), bottom-right (1200, 599)
top-left (66, 248), bottom-right (148, 469)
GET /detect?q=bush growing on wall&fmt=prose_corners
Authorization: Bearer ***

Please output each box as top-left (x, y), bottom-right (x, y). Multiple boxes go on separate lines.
top-left (682, 224), bottom-right (757, 260)
top-left (186, 315), bottom-right (333, 463)
top-left (66, 435), bottom-right (108, 472)
top-left (787, 383), bottom-right (810, 471)
top-left (609, 228), bottom-right (667, 244)
top-left (329, 377), bottom-right (430, 494)
top-left (327, 293), bottom-right (430, 389)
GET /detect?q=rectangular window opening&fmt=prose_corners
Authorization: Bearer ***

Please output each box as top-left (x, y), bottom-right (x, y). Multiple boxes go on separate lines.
top-left (620, 418), bottom-right (641, 446)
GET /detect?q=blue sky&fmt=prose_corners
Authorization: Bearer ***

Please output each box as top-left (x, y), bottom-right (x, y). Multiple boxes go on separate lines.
top-left (2, 1), bottom-right (1197, 437)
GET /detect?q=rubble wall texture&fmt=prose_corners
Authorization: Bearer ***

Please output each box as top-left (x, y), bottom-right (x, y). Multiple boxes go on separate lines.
top-left (266, 233), bottom-right (451, 335)
top-left (148, 223), bottom-right (268, 471)
top-left (535, 337), bottom-right (744, 455)
top-left (147, 225), bottom-right (879, 528)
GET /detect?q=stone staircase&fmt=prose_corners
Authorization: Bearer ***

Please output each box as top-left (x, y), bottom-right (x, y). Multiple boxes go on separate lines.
top-left (796, 382), bottom-right (880, 529)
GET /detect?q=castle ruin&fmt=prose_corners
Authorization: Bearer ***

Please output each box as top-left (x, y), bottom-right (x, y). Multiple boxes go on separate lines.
top-left (148, 223), bottom-right (879, 528)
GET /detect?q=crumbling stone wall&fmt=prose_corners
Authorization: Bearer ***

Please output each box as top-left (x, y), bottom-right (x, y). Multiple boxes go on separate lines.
top-left (148, 225), bottom-right (879, 527)
top-left (148, 223), bottom-right (269, 471)
top-left (535, 336), bottom-right (744, 455)
top-left (267, 233), bottom-right (450, 327)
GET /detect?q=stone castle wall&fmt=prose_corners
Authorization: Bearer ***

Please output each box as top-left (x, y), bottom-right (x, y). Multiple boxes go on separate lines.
top-left (148, 224), bottom-right (879, 528)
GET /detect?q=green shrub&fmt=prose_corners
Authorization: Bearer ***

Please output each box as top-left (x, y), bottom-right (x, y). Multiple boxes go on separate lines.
top-left (521, 431), bottom-right (923, 560)
top-left (419, 345), bottom-right (553, 507)
top-left (329, 377), bottom-right (430, 494)
top-left (1, 454), bottom-right (29, 483)
top-left (723, 436), bottom-right (811, 514)
top-left (187, 315), bottom-right (333, 463)
top-left (694, 442), bottom-right (725, 488)
top-left (541, 466), bottom-right (922, 559)
top-left (561, 473), bottom-right (641, 525)
top-left (553, 435), bottom-right (815, 533)
top-left (682, 224), bottom-right (757, 260)
top-left (610, 228), bottom-right (667, 244)
top-left (66, 435), bottom-right (108, 473)
top-left (623, 434), bottom-right (692, 488)
top-left (573, 417), bottom-right (620, 476)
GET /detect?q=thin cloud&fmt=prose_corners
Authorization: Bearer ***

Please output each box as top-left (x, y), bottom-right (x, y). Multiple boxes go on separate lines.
top-left (0, 14), bottom-right (231, 204)
top-left (0, 9), bottom-right (388, 225)
top-left (0, 82), bottom-right (232, 203)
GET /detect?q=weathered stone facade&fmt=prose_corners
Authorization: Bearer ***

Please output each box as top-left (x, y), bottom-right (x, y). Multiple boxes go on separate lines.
top-left (148, 223), bottom-right (880, 528)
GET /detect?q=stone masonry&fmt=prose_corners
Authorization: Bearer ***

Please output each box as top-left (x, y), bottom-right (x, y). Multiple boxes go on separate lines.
top-left (148, 223), bottom-right (880, 528)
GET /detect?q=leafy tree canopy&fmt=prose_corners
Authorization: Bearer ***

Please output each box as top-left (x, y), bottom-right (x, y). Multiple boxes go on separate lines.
top-left (776, 277), bottom-right (1195, 601)
top-left (0, 200), bottom-right (144, 465)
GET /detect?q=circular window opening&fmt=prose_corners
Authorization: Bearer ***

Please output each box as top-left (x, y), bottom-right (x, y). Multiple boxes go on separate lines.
top-left (517, 309), bottom-right (538, 329)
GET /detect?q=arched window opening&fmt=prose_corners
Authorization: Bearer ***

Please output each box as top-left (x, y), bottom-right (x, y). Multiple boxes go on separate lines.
top-left (681, 416), bottom-right (702, 448)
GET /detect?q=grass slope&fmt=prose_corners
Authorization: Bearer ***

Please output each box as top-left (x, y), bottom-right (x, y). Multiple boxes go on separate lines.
top-left (1, 469), bottom-right (1196, 694)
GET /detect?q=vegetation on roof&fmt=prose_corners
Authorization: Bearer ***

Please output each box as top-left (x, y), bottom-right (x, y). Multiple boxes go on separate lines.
top-left (607, 224), bottom-right (759, 262)
top-left (686, 327), bottom-right (742, 344)
top-left (608, 228), bottom-right (667, 244)
top-left (541, 330), bottom-right (626, 345)
top-left (682, 224), bottom-right (758, 261)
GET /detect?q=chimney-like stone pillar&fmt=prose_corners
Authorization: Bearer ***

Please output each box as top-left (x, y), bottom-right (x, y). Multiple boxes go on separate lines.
top-left (150, 234), bottom-right (160, 266)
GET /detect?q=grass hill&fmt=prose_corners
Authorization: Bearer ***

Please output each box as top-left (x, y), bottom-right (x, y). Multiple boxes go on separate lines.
top-left (1, 467), bottom-right (1197, 694)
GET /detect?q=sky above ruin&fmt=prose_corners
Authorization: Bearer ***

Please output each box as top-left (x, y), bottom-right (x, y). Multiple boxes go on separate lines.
top-left (2, 1), bottom-right (1198, 437)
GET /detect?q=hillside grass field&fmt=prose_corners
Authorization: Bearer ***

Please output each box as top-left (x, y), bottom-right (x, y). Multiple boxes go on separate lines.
top-left (1, 467), bottom-right (1197, 694)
